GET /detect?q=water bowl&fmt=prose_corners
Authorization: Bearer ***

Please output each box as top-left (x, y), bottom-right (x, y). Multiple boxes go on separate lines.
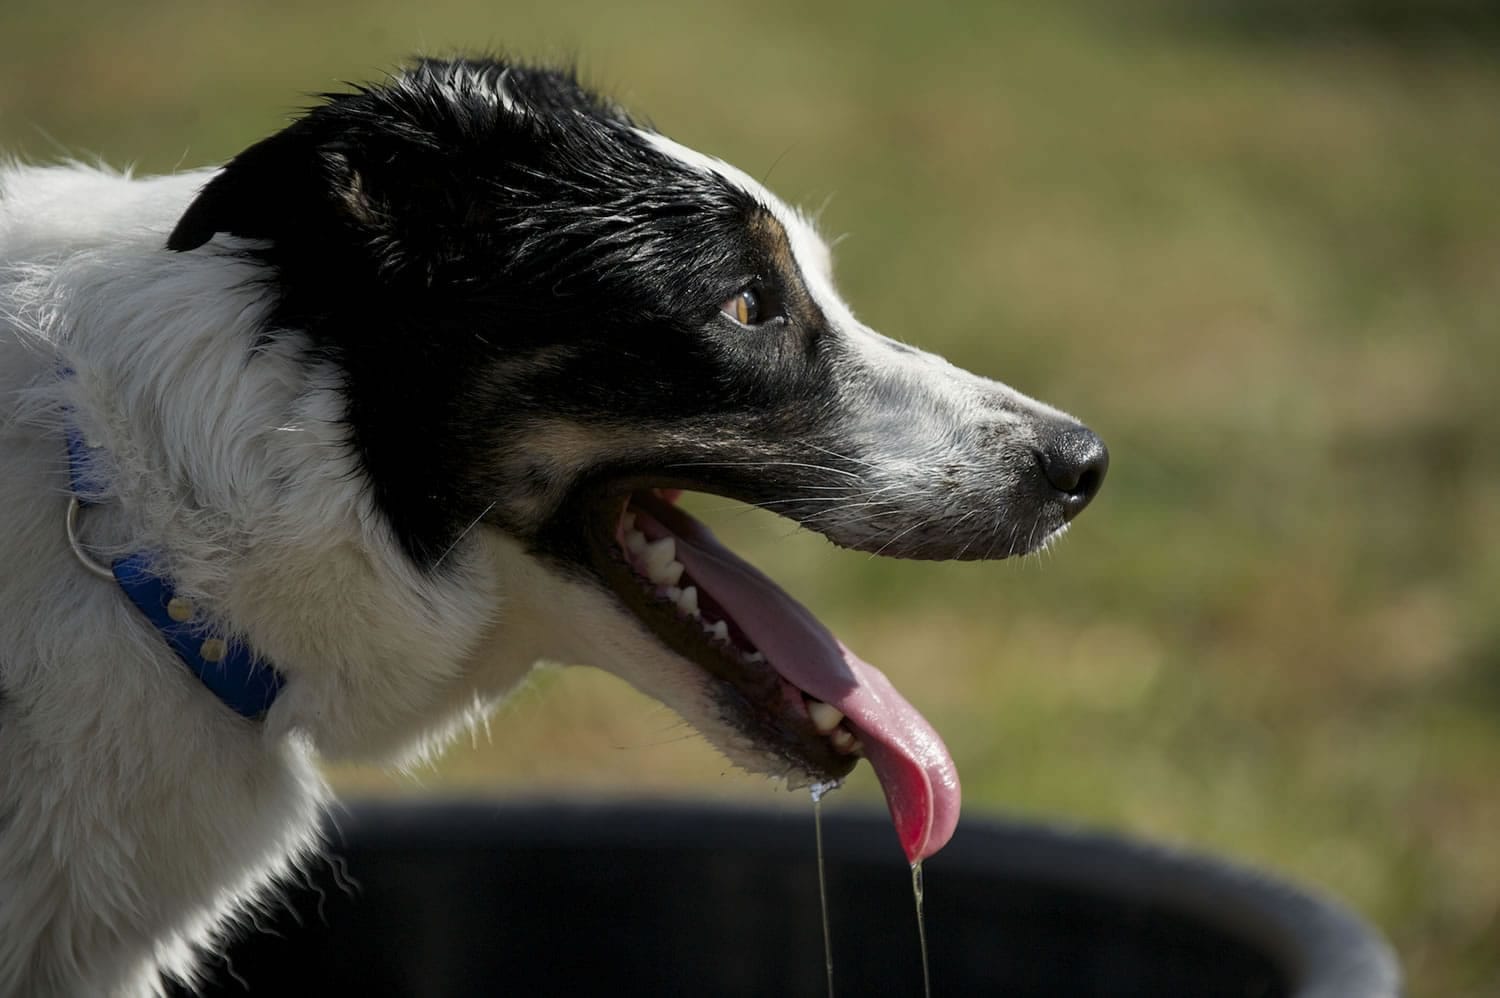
top-left (183, 800), bottom-right (1400, 997)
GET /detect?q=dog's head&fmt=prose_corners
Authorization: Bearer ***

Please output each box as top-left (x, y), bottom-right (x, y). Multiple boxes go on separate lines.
top-left (168, 58), bottom-right (1106, 861)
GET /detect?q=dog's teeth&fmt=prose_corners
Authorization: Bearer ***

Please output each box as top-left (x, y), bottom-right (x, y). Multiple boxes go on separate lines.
top-left (706, 619), bottom-right (729, 643)
top-left (663, 586), bottom-right (682, 602)
top-left (626, 530), bottom-right (648, 555)
top-left (745, 651), bottom-right (765, 664)
top-left (677, 586), bottom-right (699, 617)
top-left (654, 560), bottom-right (684, 587)
top-left (830, 728), bottom-right (857, 753)
top-left (808, 700), bottom-right (845, 734)
top-left (642, 537), bottom-right (676, 579)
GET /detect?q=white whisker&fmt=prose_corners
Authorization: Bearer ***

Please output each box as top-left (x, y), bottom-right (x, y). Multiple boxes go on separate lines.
top-left (665, 460), bottom-right (862, 480)
top-left (433, 500), bottom-right (497, 569)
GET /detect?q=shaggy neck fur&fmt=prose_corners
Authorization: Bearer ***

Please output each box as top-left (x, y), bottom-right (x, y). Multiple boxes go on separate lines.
top-left (11, 165), bottom-right (543, 757)
top-left (0, 164), bottom-right (553, 995)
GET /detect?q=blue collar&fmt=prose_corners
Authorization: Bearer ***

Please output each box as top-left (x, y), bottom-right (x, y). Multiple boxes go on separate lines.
top-left (64, 422), bottom-right (285, 720)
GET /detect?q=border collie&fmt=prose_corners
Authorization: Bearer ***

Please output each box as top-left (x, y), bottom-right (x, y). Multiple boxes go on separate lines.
top-left (0, 58), bottom-right (1106, 995)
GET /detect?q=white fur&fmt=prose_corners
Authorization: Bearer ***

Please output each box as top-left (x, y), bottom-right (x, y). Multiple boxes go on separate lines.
top-left (0, 162), bottom-right (717, 995)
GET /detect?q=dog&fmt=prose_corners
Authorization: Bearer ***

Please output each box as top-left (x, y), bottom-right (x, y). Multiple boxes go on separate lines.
top-left (0, 57), bottom-right (1107, 995)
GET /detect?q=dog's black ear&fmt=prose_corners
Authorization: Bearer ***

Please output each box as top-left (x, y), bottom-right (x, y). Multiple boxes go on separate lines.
top-left (169, 123), bottom-right (322, 252)
top-left (167, 117), bottom-right (402, 255)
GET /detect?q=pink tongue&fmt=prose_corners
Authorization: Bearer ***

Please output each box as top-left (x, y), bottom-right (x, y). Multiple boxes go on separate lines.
top-left (635, 496), bottom-right (960, 863)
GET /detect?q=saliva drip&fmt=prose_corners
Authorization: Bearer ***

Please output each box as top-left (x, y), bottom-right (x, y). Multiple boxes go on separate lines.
top-left (912, 861), bottom-right (931, 998)
top-left (808, 781), bottom-right (931, 997)
top-left (810, 781), bottom-right (839, 998)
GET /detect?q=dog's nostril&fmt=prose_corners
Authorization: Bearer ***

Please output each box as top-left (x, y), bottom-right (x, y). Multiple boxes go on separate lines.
top-left (1035, 426), bottom-right (1109, 518)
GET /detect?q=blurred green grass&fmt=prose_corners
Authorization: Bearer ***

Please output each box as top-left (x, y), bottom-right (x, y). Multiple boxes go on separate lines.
top-left (3, 2), bottom-right (1496, 993)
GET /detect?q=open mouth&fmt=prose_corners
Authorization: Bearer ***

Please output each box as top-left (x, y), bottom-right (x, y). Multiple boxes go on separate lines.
top-left (587, 488), bottom-right (960, 864)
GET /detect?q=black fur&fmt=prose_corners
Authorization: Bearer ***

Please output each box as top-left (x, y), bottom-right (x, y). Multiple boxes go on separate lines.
top-left (170, 59), bottom-right (842, 567)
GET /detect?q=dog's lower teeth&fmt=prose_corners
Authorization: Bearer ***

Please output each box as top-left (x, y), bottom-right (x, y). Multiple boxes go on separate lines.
top-left (808, 700), bottom-right (845, 734)
top-left (830, 728), bottom-right (858, 753)
top-left (622, 528), bottom-right (761, 662)
top-left (622, 519), bottom-right (818, 737)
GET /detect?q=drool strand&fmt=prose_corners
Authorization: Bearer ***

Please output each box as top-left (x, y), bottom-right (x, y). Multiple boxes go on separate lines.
top-left (811, 782), bottom-right (837, 998)
top-left (913, 861), bottom-right (931, 998)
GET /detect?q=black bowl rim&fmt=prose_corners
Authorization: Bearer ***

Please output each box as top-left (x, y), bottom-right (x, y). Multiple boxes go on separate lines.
top-left (325, 797), bottom-right (1402, 998)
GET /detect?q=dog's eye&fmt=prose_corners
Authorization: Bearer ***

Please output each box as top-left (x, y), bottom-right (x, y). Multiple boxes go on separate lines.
top-left (721, 287), bottom-right (769, 326)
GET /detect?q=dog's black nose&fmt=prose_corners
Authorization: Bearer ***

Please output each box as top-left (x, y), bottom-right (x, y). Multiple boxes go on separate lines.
top-left (1036, 426), bottom-right (1109, 519)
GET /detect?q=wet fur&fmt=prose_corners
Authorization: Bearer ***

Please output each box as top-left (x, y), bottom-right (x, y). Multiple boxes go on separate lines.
top-left (0, 60), bottom-right (1098, 995)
